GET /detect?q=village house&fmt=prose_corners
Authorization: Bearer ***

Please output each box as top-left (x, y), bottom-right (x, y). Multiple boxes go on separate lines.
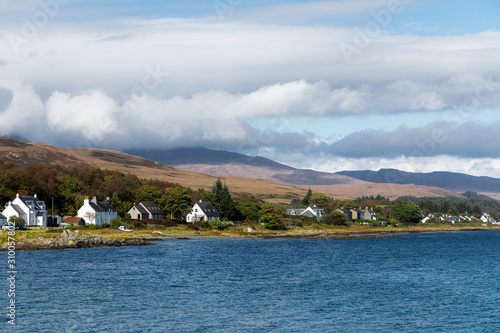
top-left (78, 196), bottom-right (118, 226)
top-left (1, 193), bottom-right (48, 227)
top-left (128, 201), bottom-right (165, 220)
top-left (286, 206), bottom-right (326, 221)
top-left (186, 201), bottom-right (220, 223)
top-left (480, 213), bottom-right (494, 223)
top-left (349, 207), bottom-right (377, 221)
top-left (335, 208), bottom-right (353, 221)
top-left (350, 209), bottom-right (365, 220)
top-left (422, 214), bottom-right (434, 223)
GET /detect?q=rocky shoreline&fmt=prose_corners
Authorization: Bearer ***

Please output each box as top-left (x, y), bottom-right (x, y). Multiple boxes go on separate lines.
top-left (2, 230), bottom-right (151, 251)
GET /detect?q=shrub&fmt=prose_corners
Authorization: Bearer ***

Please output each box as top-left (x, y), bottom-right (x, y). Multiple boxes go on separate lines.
top-left (110, 217), bottom-right (125, 229)
top-left (198, 221), bottom-right (211, 229)
top-left (321, 211), bottom-right (348, 226)
top-left (155, 219), bottom-right (178, 227)
top-left (129, 220), bottom-right (147, 229)
top-left (186, 223), bottom-right (199, 230)
top-left (102, 223), bottom-right (110, 229)
top-left (88, 224), bottom-right (100, 230)
top-left (209, 219), bottom-right (227, 230)
top-left (262, 214), bottom-right (286, 230)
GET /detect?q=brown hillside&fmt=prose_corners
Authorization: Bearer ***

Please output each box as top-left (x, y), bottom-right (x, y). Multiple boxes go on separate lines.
top-left (302, 183), bottom-right (461, 200)
top-left (0, 138), bottom-right (310, 202)
top-left (174, 163), bottom-right (363, 186)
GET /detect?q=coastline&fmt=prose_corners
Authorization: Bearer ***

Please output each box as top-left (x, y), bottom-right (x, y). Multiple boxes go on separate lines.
top-left (1, 229), bottom-right (151, 251)
top-left (3, 224), bottom-right (500, 251)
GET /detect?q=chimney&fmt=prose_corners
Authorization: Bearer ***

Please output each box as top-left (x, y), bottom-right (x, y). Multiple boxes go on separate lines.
top-left (106, 197), bottom-right (110, 202)
top-left (84, 196), bottom-right (89, 205)
top-left (92, 196), bottom-right (97, 204)
top-left (34, 194), bottom-right (37, 198)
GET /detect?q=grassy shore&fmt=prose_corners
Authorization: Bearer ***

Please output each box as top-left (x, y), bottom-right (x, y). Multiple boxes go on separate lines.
top-left (2, 221), bottom-right (500, 245)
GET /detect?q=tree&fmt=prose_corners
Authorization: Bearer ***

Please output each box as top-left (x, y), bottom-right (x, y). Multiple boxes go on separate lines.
top-left (259, 204), bottom-right (283, 218)
top-left (9, 216), bottom-right (25, 227)
top-left (163, 187), bottom-right (192, 219)
top-left (439, 201), bottom-right (450, 214)
top-left (309, 193), bottom-right (329, 208)
top-left (211, 179), bottom-right (236, 220)
top-left (134, 185), bottom-right (163, 203)
top-left (472, 205), bottom-right (482, 218)
top-left (237, 201), bottom-right (261, 221)
top-left (301, 188), bottom-right (312, 207)
top-left (84, 212), bottom-right (97, 225)
top-left (392, 202), bottom-right (422, 224)
top-left (321, 211), bottom-right (348, 226)
top-left (262, 214), bottom-right (286, 230)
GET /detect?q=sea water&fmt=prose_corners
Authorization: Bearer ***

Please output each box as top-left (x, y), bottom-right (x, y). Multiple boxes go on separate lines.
top-left (2, 231), bottom-right (500, 332)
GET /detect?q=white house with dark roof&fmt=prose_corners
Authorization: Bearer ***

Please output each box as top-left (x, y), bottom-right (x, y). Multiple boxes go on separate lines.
top-left (286, 206), bottom-right (325, 221)
top-left (1, 193), bottom-right (48, 227)
top-left (128, 201), bottom-right (165, 220)
top-left (186, 200), bottom-right (220, 223)
top-left (78, 196), bottom-right (118, 226)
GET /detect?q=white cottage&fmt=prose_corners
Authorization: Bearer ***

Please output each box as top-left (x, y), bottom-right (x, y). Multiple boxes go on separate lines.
top-left (1, 193), bottom-right (48, 227)
top-left (286, 206), bottom-right (326, 221)
top-left (78, 196), bottom-right (118, 226)
top-left (186, 201), bottom-right (220, 223)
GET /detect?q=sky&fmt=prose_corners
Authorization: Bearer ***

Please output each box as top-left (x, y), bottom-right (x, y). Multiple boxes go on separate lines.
top-left (1, 0), bottom-right (500, 176)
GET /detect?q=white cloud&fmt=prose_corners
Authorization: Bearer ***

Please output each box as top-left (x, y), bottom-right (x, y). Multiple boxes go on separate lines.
top-left (410, 92), bottom-right (444, 110)
top-left (0, 80), bottom-right (46, 141)
top-left (45, 91), bottom-right (121, 142)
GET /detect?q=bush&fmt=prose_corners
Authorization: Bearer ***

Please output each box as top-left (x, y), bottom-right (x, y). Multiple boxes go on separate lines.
top-left (129, 220), bottom-right (147, 229)
top-left (187, 223), bottom-right (199, 230)
top-left (88, 224), bottom-right (101, 230)
top-left (209, 219), bottom-right (227, 230)
top-left (151, 219), bottom-right (179, 227)
top-left (198, 221), bottom-right (211, 229)
top-left (262, 214), bottom-right (286, 230)
top-left (102, 223), bottom-right (111, 229)
top-left (321, 211), bottom-right (348, 226)
top-left (110, 217), bottom-right (124, 229)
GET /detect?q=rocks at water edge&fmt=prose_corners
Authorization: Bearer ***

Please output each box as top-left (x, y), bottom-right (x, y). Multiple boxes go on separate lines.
top-left (1, 229), bottom-right (151, 251)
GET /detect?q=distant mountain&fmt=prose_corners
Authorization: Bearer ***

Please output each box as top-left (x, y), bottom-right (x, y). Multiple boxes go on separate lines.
top-left (126, 147), bottom-right (500, 198)
top-left (337, 169), bottom-right (500, 193)
top-left (124, 147), bottom-right (362, 186)
top-left (0, 137), bottom-right (312, 201)
top-left (125, 147), bottom-right (293, 170)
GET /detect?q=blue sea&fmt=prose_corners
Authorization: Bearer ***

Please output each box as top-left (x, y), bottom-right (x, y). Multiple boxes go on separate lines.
top-left (2, 231), bottom-right (500, 332)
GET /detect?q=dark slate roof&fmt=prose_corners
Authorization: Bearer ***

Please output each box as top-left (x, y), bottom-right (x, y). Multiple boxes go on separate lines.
top-left (0, 213), bottom-right (6, 219)
top-left (197, 201), bottom-right (220, 218)
top-left (90, 201), bottom-right (117, 213)
top-left (337, 208), bottom-right (352, 214)
top-left (140, 201), bottom-right (164, 213)
top-left (19, 196), bottom-right (45, 210)
top-left (133, 204), bottom-right (149, 215)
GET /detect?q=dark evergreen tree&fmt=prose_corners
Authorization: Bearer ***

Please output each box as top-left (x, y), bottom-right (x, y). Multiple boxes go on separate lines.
top-left (301, 188), bottom-right (312, 207)
top-left (211, 179), bottom-right (236, 220)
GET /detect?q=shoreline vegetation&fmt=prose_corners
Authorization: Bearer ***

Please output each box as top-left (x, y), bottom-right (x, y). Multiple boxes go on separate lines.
top-left (3, 223), bottom-right (500, 251)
